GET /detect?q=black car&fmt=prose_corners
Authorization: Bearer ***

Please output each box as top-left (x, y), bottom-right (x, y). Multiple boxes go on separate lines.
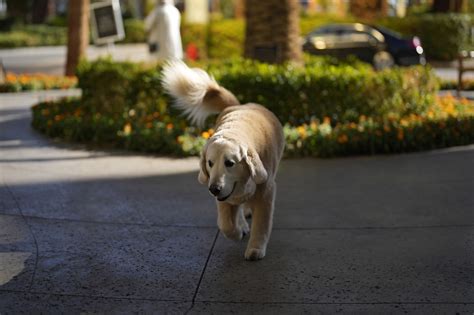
top-left (303, 23), bottom-right (426, 69)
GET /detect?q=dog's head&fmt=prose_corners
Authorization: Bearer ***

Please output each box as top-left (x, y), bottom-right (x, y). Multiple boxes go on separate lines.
top-left (198, 137), bottom-right (267, 203)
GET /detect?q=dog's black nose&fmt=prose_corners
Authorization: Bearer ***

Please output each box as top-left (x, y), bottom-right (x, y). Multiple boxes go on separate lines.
top-left (209, 184), bottom-right (221, 196)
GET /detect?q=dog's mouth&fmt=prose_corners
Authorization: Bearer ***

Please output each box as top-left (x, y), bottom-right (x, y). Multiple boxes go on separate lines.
top-left (217, 182), bottom-right (237, 202)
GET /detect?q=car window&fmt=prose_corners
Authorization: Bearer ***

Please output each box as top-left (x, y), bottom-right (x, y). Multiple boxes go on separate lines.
top-left (340, 30), bottom-right (376, 44)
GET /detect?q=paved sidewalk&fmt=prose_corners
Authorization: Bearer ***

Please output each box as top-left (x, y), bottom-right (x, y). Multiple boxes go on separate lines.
top-left (0, 91), bottom-right (473, 313)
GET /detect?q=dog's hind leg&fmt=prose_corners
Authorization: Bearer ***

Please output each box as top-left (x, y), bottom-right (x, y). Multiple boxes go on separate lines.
top-left (217, 202), bottom-right (248, 241)
top-left (244, 182), bottom-right (276, 261)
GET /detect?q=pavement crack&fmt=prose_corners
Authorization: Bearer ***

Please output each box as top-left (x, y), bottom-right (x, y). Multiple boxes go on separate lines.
top-left (185, 229), bottom-right (220, 315)
top-left (2, 174), bottom-right (40, 293)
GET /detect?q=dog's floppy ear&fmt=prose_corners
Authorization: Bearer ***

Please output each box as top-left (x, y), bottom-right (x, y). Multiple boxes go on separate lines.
top-left (198, 142), bottom-right (209, 184)
top-left (244, 147), bottom-right (268, 184)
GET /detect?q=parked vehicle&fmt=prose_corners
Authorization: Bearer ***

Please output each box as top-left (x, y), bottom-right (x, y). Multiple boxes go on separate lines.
top-left (303, 23), bottom-right (426, 69)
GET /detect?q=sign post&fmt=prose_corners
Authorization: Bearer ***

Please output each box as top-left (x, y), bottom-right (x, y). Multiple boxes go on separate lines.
top-left (90, 0), bottom-right (125, 47)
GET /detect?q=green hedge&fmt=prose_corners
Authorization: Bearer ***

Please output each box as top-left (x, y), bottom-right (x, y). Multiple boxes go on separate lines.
top-left (377, 14), bottom-right (472, 61)
top-left (74, 57), bottom-right (439, 125)
top-left (209, 58), bottom-right (438, 124)
top-left (0, 24), bottom-right (67, 48)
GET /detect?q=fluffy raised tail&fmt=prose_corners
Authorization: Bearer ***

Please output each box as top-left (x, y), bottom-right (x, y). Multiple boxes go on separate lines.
top-left (161, 60), bottom-right (240, 127)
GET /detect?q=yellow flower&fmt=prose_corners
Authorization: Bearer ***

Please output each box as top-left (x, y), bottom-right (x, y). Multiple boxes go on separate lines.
top-left (359, 115), bottom-right (367, 122)
top-left (123, 123), bottom-right (132, 135)
top-left (400, 119), bottom-right (409, 127)
top-left (310, 121), bottom-right (318, 131)
top-left (323, 116), bottom-right (331, 124)
top-left (297, 126), bottom-right (307, 138)
top-left (202, 131), bottom-right (210, 139)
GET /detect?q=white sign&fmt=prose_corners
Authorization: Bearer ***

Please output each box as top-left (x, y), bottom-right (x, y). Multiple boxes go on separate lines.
top-left (90, 0), bottom-right (125, 45)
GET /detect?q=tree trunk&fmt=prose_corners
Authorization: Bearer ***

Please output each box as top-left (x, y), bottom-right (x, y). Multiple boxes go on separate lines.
top-left (65, 0), bottom-right (90, 76)
top-left (244, 0), bottom-right (302, 64)
top-left (234, 0), bottom-right (244, 18)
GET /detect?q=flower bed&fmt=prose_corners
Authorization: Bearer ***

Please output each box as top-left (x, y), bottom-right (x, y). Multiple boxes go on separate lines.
top-left (0, 73), bottom-right (77, 92)
top-left (30, 57), bottom-right (474, 158)
top-left (31, 93), bottom-right (474, 158)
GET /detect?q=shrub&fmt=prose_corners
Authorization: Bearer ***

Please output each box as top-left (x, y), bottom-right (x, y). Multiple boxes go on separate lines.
top-left (377, 14), bottom-right (472, 61)
top-left (440, 79), bottom-right (474, 91)
top-left (74, 57), bottom-right (440, 127)
top-left (0, 24), bottom-right (67, 48)
top-left (209, 57), bottom-right (439, 124)
top-left (122, 19), bottom-right (146, 43)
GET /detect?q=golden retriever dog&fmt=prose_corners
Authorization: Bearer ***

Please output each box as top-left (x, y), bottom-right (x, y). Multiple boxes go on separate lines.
top-left (162, 61), bottom-right (284, 260)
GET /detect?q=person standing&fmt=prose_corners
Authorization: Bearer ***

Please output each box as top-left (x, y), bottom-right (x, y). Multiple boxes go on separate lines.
top-left (145, 0), bottom-right (183, 61)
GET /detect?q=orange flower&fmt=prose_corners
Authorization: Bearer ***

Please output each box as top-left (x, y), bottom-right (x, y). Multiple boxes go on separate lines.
top-left (202, 131), bottom-right (210, 139)
top-left (146, 122), bottom-right (153, 129)
top-left (323, 116), bottom-right (331, 124)
top-left (397, 129), bottom-right (404, 140)
top-left (337, 134), bottom-right (348, 143)
top-left (166, 123), bottom-right (173, 130)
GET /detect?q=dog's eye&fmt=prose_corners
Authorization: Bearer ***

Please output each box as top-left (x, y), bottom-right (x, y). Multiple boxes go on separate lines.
top-left (224, 160), bottom-right (235, 168)
top-left (208, 160), bottom-right (213, 168)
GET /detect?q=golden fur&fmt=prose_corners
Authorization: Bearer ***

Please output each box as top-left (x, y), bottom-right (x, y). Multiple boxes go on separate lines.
top-left (162, 61), bottom-right (284, 260)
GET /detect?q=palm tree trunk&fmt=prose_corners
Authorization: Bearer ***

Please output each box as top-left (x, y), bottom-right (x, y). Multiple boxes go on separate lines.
top-left (244, 0), bottom-right (302, 64)
top-left (65, 0), bottom-right (90, 76)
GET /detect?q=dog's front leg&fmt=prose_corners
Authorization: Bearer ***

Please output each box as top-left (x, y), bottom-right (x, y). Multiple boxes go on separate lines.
top-left (245, 182), bottom-right (276, 261)
top-left (217, 202), bottom-right (248, 241)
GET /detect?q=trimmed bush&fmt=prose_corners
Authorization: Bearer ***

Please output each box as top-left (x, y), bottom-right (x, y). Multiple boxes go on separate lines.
top-left (209, 57), bottom-right (438, 124)
top-left (0, 24), bottom-right (67, 48)
top-left (377, 14), bottom-right (472, 61)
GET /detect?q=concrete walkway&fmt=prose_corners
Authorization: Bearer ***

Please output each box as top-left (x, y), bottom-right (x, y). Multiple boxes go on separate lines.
top-left (0, 91), bottom-right (473, 313)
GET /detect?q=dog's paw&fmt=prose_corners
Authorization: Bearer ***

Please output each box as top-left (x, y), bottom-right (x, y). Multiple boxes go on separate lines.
top-left (244, 247), bottom-right (265, 261)
top-left (240, 221), bottom-right (250, 238)
top-left (221, 228), bottom-right (245, 241)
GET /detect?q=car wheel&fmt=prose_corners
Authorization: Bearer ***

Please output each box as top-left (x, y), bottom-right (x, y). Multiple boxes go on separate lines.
top-left (373, 51), bottom-right (394, 70)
